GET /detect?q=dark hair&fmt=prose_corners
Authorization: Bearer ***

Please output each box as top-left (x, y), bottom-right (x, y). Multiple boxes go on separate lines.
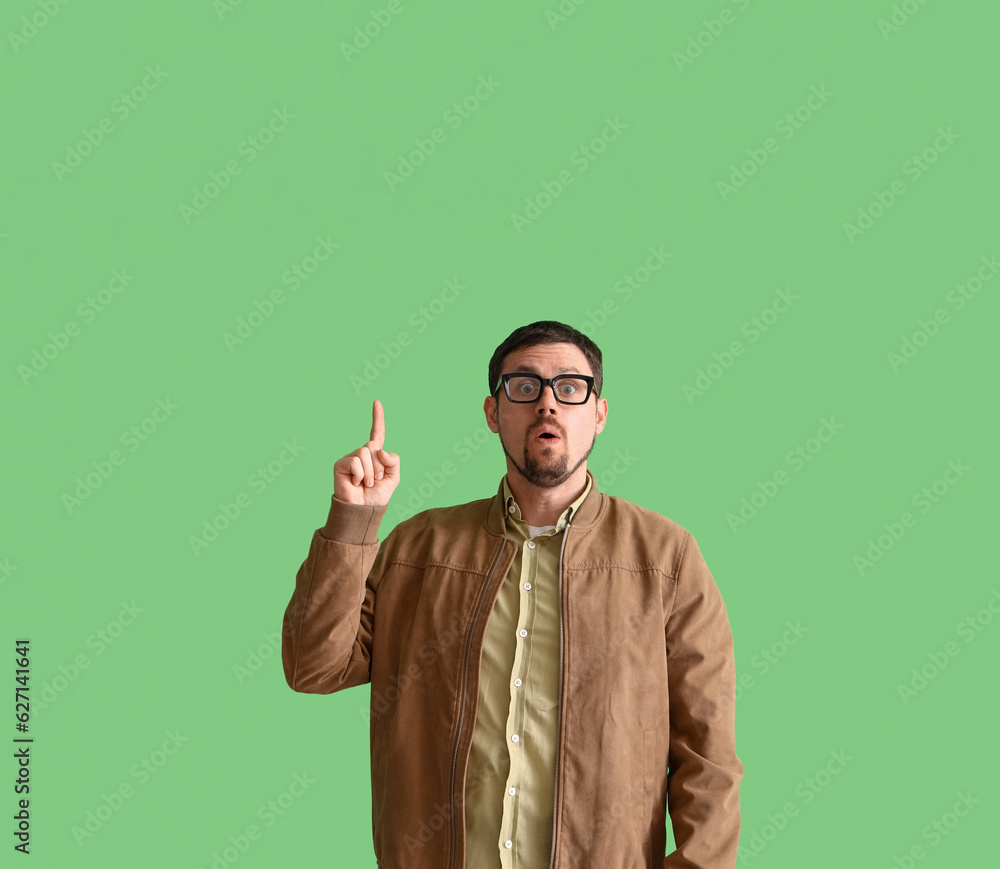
top-left (488, 320), bottom-right (604, 399)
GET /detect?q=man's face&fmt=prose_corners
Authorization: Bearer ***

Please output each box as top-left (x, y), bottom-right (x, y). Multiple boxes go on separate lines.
top-left (484, 342), bottom-right (608, 489)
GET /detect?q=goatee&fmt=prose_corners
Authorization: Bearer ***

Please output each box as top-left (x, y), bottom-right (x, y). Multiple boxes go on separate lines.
top-left (499, 429), bottom-right (595, 489)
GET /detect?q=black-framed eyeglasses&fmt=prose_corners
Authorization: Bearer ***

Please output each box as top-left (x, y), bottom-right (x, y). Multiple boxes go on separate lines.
top-left (494, 372), bottom-right (595, 405)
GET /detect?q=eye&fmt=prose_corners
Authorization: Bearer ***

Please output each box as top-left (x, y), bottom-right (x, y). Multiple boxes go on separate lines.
top-left (508, 377), bottom-right (539, 396)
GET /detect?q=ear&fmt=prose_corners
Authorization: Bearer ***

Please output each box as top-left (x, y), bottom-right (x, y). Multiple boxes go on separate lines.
top-left (595, 396), bottom-right (608, 435)
top-left (484, 395), bottom-right (500, 433)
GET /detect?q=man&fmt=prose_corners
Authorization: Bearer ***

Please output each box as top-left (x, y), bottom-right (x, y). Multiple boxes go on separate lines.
top-left (282, 320), bottom-right (743, 868)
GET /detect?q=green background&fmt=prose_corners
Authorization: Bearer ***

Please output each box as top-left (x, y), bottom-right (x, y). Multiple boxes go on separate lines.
top-left (2, 0), bottom-right (997, 865)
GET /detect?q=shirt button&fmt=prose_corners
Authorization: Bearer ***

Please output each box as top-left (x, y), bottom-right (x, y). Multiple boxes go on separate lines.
top-left (519, 629), bottom-right (527, 637)
top-left (513, 678), bottom-right (522, 687)
top-left (509, 787), bottom-right (517, 795)
top-left (508, 505), bottom-right (515, 514)
top-left (523, 582), bottom-right (531, 590)
top-left (505, 840), bottom-right (513, 849)
top-left (527, 541), bottom-right (536, 549)
top-left (511, 734), bottom-right (519, 743)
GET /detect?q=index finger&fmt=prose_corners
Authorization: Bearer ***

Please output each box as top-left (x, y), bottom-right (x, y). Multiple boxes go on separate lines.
top-left (369, 399), bottom-right (385, 448)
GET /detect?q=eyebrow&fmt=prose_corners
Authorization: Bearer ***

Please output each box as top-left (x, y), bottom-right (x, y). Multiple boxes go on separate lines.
top-left (512, 365), bottom-right (581, 375)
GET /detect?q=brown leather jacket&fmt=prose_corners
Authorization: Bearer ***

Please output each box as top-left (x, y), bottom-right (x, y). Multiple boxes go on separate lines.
top-left (282, 472), bottom-right (743, 868)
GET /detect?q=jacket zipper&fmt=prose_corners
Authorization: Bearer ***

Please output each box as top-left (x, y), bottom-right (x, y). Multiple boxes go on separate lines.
top-left (448, 539), bottom-right (508, 869)
top-left (549, 523), bottom-right (571, 869)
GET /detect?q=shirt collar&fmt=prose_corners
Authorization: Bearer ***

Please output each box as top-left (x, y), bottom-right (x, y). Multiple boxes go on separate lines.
top-left (502, 472), bottom-right (593, 534)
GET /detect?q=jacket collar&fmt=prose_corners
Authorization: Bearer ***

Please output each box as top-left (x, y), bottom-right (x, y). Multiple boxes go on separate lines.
top-left (485, 469), bottom-right (604, 537)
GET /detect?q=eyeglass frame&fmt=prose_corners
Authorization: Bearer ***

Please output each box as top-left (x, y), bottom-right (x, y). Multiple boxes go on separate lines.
top-left (493, 372), bottom-right (596, 405)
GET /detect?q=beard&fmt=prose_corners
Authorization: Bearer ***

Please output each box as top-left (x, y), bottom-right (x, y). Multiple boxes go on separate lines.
top-left (498, 424), bottom-right (596, 489)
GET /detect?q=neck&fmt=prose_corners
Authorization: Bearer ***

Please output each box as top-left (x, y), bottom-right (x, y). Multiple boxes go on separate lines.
top-left (506, 466), bottom-right (589, 526)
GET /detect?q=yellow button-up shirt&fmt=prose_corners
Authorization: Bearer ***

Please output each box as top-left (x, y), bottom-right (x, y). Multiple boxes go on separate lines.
top-left (463, 472), bottom-right (593, 869)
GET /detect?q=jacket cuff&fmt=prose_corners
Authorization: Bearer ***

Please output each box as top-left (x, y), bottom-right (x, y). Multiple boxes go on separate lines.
top-left (319, 495), bottom-right (387, 545)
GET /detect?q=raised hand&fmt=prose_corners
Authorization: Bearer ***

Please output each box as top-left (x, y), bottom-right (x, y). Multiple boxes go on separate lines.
top-left (332, 399), bottom-right (401, 507)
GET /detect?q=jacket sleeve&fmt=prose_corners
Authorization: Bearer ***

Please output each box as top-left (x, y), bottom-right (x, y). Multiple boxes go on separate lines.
top-left (663, 531), bottom-right (743, 868)
top-left (281, 495), bottom-right (392, 694)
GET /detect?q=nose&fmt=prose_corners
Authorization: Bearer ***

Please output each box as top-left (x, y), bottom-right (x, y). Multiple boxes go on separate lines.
top-left (536, 385), bottom-right (559, 414)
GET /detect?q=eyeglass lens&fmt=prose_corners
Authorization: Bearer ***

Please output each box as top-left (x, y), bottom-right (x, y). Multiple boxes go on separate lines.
top-left (507, 375), bottom-right (590, 403)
